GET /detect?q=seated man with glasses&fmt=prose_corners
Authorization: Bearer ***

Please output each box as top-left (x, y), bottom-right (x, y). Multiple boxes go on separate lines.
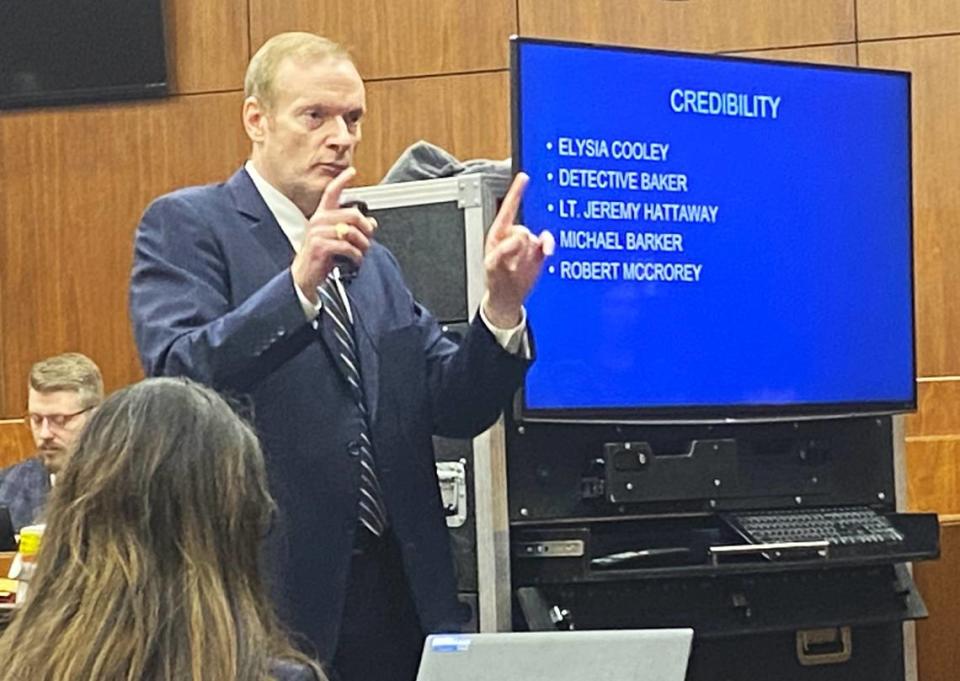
top-left (0, 353), bottom-right (103, 531)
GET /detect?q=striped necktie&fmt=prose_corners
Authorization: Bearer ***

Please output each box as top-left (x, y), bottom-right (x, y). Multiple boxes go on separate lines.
top-left (319, 272), bottom-right (388, 537)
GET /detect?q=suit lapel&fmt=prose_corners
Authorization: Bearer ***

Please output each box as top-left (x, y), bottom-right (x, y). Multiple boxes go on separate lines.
top-left (226, 169), bottom-right (383, 419)
top-left (226, 168), bottom-right (296, 271)
top-left (226, 168), bottom-right (355, 389)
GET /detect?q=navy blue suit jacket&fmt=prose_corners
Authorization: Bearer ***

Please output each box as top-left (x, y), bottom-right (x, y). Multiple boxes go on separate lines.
top-left (129, 169), bottom-right (529, 659)
top-left (0, 456), bottom-right (50, 532)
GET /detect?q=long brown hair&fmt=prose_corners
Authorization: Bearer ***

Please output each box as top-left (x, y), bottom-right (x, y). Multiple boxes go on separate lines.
top-left (0, 377), bottom-right (323, 681)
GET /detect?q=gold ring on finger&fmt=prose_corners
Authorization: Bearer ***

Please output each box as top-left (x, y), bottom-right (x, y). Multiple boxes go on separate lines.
top-left (334, 223), bottom-right (350, 240)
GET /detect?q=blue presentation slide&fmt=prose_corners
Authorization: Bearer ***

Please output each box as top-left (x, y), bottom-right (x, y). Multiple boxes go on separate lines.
top-left (514, 40), bottom-right (914, 414)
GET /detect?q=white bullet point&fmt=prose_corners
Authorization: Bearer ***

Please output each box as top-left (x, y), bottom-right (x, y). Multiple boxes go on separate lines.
top-left (547, 204), bottom-right (554, 212)
top-left (546, 172), bottom-right (553, 181)
top-left (549, 265), bottom-right (555, 274)
top-left (546, 142), bottom-right (553, 150)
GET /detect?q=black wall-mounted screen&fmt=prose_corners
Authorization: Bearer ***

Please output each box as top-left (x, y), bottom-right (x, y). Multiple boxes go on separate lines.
top-left (512, 37), bottom-right (916, 422)
top-left (0, 0), bottom-right (168, 109)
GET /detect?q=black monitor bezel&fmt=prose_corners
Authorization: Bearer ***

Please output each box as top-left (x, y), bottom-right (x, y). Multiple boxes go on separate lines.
top-left (510, 35), bottom-right (917, 424)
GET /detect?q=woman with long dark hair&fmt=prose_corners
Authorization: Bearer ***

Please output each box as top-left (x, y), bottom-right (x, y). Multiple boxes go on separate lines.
top-left (0, 377), bottom-right (324, 681)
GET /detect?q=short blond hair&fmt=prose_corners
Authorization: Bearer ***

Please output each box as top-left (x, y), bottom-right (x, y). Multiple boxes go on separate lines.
top-left (245, 32), bottom-right (352, 110)
top-left (29, 353), bottom-right (104, 409)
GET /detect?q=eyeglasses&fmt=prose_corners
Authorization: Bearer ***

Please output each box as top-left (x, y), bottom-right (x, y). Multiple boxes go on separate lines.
top-left (25, 407), bottom-right (92, 431)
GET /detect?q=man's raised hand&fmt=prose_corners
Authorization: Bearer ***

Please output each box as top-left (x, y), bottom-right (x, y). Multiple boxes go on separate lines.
top-left (291, 167), bottom-right (378, 300)
top-left (483, 172), bottom-right (555, 327)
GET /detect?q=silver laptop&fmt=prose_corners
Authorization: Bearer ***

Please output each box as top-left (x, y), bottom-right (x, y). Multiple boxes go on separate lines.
top-left (416, 628), bottom-right (693, 681)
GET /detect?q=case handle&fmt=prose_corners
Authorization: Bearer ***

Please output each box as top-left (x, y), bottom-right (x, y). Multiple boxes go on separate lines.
top-left (796, 626), bottom-right (852, 666)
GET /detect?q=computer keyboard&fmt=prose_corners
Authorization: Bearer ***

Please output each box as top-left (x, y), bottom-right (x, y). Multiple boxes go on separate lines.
top-left (725, 506), bottom-right (905, 547)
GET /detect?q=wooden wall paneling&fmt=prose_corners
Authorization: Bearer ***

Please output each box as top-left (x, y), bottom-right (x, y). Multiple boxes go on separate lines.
top-left (907, 378), bottom-right (960, 438)
top-left (0, 421), bottom-right (33, 469)
top-left (858, 0), bottom-right (960, 41)
top-left (0, 136), bottom-right (7, 415)
top-left (0, 92), bottom-right (250, 416)
top-left (164, 0), bottom-right (249, 94)
top-left (726, 43), bottom-right (858, 66)
top-left (354, 71), bottom-right (510, 187)
top-left (904, 439), bottom-right (960, 514)
top-left (249, 0), bottom-right (517, 80)
top-left (517, 0), bottom-right (855, 53)
top-left (859, 37), bottom-right (960, 377)
top-left (913, 516), bottom-right (960, 681)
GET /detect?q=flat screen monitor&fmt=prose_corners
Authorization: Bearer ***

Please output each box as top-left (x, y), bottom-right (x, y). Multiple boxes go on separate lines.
top-left (511, 37), bottom-right (915, 422)
top-left (0, 0), bottom-right (168, 109)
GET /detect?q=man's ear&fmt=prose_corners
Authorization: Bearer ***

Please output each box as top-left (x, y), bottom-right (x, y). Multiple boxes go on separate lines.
top-left (243, 96), bottom-right (267, 143)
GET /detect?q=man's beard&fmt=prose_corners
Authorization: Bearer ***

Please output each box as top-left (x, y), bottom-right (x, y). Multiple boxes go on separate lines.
top-left (38, 446), bottom-right (66, 474)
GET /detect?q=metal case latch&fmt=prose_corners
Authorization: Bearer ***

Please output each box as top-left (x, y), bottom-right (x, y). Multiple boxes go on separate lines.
top-left (436, 460), bottom-right (468, 528)
top-left (796, 626), bottom-right (852, 666)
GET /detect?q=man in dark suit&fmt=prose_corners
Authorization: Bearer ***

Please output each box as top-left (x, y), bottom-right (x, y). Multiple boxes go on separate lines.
top-left (0, 353), bottom-right (103, 531)
top-left (129, 32), bottom-right (552, 681)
